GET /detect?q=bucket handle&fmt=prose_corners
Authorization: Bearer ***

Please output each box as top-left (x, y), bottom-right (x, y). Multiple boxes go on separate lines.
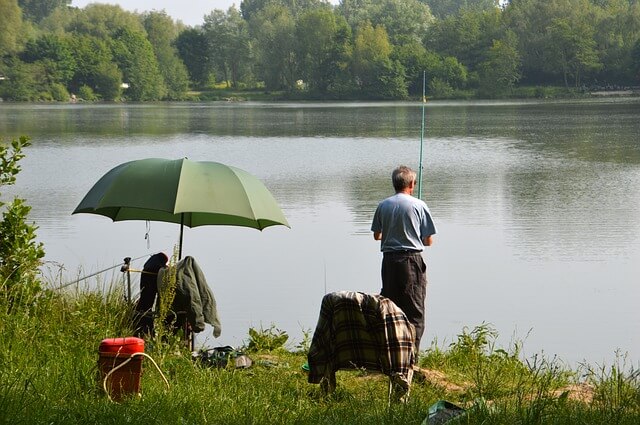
top-left (103, 352), bottom-right (170, 402)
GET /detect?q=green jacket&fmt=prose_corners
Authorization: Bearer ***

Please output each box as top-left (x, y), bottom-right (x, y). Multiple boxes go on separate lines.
top-left (158, 256), bottom-right (222, 336)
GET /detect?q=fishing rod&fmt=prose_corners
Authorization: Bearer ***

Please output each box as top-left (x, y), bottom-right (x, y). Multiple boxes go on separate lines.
top-left (53, 253), bottom-right (150, 291)
top-left (418, 70), bottom-right (426, 200)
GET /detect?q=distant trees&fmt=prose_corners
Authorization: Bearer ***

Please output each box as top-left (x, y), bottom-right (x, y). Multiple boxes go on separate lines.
top-left (295, 8), bottom-right (351, 95)
top-left (203, 8), bottom-right (252, 88)
top-left (0, 0), bottom-right (26, 56)
top-left (142, 11), bottom-right (190, 99)
top-left (350, 22), bottom-right (407, 98)
top-left (17, 0), bottom-right (69, 23)
top-left (1, 0), bottom-right (640, 102)
top-left (249, 4), bottom-right (298, 91)
top-left (175, 28), bottom-right (212, 88)
top-left (111, 28), bottom-right (166, 100)
top-left (68, 35), bottom-right (122, 101)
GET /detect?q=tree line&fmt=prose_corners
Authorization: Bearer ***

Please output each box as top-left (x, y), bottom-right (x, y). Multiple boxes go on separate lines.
top-left (1, 0), bottom-right (639, 101)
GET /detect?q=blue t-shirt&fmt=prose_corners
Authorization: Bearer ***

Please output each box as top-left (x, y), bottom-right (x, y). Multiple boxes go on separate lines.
top-left (371, 193), bottom-right (437, 252)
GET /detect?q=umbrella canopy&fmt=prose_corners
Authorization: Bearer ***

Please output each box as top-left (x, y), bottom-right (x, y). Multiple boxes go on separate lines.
top-left (73, 158), bottom-right (289, 257)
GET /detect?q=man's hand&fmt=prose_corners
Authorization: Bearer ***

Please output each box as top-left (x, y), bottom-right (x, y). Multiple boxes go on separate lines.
top-left (373, 231), bottom-right (382, 241)
top-left (423, 235), bottom-right (434, 246)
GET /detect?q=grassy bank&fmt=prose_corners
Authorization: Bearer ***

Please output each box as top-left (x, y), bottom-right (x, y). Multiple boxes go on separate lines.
top-left (1, 282), bottom-right (638, 425)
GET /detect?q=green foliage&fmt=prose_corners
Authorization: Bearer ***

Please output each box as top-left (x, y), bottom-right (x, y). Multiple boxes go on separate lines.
top-left (345, 0), bottom-right (434, 45)
top-left (70, 3), bottom-right (145, 39)
top-left (155, 245), bottom-right (178, 345)
top-left (584, 353), bottom-right (640, 422)
top-left (634, 39), bottom-right (640, 83)
top-left (20, 34), bottom-right (76, 85)
top-left (68, 35), bottom-right (122, 100)
top-left (544, 13), bottom-right (602, 88)
top-left (203, 8), bottom-right (253, 89)
top-left (428, 77), bottom-right (453, 98)
top-left (175, 28), bottom-right (212, 88)
top-left (77, 84), bottom-right (96, 101)
top-left (426, 0), bottom-right (499, 19)
top-left (142, 11), bottom-right (190, 99)
top-left (0, 136), bottom-right (45, 309)
top-left (350, 21), bottom-right (408, 99)
top-left (0, 0), bottom-right (25, 55)
top-left (295, 7), bottom-right (351, 96)
top-left (17, 0), bottom-right (70, 23)
top-left (249, 4), bottom-right (298, 91)
top-left (49, 81), bottom-right (69, 101)
top-left (478, 30), bottom-right (522, 97)
top-left (246, 324), bottom-right (289, 352)
top-left (110, 28), bottom-right (166, 101)
top-left (0, 58), bottom-right (40, 101)
top-left (426, 6), bottom-right (502, 72)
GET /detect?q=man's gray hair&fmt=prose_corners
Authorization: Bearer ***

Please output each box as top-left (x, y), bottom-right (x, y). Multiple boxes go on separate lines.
top-left (392, 166), bottom-right (416, 192)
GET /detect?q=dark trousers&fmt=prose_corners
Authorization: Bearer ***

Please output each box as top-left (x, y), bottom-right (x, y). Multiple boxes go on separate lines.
top-left (380, 251), bottom-right (427, 351)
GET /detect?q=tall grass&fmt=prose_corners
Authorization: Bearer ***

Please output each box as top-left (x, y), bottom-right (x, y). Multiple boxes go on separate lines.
top-left (1, 282), bottom-right (638, 424)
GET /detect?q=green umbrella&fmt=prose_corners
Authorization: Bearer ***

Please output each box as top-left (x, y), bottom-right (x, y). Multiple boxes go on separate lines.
top-left (73, 158), bottom-right (290, 258)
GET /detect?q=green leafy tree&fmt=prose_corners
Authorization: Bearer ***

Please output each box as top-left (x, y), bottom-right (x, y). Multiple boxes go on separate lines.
top-left (339, 0), bottom-right (433, 45)
top-left (545, 17), bottom-right (601, 88)
top-left (249, 4), bottom-right (298, 91)
top-left (633, 38), bottom-right (640, 83)
top-left (478, 30), bottom-right (522, 96)
top-left (110, 28), bottom-right (166, 100)
top-left (592, 0), bottom-right (640, 84)
top-left (392, 40), bottom-right (429, 96)
top-left (350, 22), bottom-right (407, 98)
top-left (68, 35), bottom-right (122, 100)
top-left (425, 0), bottom-right (499, 19)
top-left (17, 0), bottom-right (69, 23)
top-left (425, 6), bottom-right (502, 72)
top-left (0, 136), bottom-right (45, 308)
top-left (295, 7), bottom-right (351, 95)
top-left (175, 28), bottom-right (212, 87)
top-left (69, 3), bottom-right (145, 39)
top-left (203, 7), bottom-right (253, 89)
top-left (241, 0), bottom-right (325, 20)
top-left (0, 0), bottom-right (26, 55)
top-left (142, 11), bottom-right (190, 99)
top-left (0, 58), bottom-right (43, 101)
top-left (20, 34), bottom-right (76, 85)
top-left (503, 0), bottom-right (601, 85)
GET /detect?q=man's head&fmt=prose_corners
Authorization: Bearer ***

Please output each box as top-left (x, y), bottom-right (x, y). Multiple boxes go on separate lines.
top-left (392, 166), bottom-right (416, 193)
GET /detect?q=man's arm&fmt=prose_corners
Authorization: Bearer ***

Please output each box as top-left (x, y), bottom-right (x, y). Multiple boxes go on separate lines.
top-left (423, 235), bottom-right (434, 246)
top-left (373, 231), bottom-right (382, 241)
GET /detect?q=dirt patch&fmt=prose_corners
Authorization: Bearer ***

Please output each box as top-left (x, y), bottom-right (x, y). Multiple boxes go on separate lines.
top-left (552, 383), bottom-right (595, 404)
top-left (413, 367), bottom-right (471, 393)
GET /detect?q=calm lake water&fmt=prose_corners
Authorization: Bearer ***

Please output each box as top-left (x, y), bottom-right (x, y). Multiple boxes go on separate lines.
top-left (1, 99), bottom-right (639, 366)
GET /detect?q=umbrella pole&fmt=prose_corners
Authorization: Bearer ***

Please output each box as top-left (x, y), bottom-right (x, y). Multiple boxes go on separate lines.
top-left (179, 213), bottom-right (184, 260)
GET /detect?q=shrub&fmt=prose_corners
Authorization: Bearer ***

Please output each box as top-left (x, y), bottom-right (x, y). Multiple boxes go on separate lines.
top-left (78, 85), bottom-right (97, 101)
top-left (0, 136), bottom-right (45, 310)
top-left (49, 83), bottom-right (70, 101)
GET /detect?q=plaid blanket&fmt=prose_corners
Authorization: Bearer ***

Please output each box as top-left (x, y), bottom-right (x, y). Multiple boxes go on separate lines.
top-left (307, 291), bottom-right (415, 385)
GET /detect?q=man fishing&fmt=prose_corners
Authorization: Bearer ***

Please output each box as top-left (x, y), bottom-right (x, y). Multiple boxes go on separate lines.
top-left (371, 165), bottom-right (437, 353)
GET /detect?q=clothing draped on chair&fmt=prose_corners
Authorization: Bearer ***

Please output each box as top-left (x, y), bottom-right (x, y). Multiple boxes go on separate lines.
top-left (158, 255), bottom-right (222, 336)
top-left (307, 291), bottom-right (415, 393)
top-left (134, 254), bottom-right (221, 340)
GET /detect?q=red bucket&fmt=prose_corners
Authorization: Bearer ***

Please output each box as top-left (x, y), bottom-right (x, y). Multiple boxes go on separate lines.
top-left (98, 337), bottom-right (145, 401)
